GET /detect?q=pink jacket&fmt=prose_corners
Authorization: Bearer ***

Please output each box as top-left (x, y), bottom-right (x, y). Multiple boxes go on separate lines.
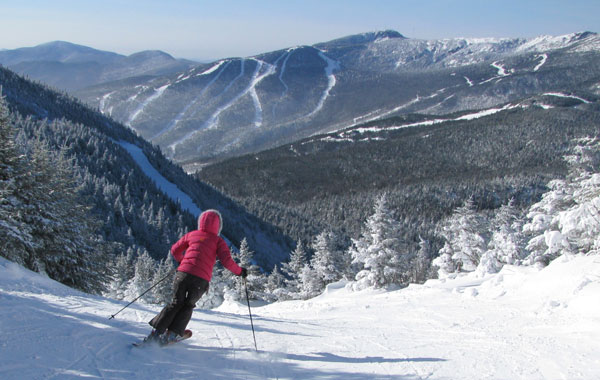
top-left (171, 210), bottom-right (242, 281)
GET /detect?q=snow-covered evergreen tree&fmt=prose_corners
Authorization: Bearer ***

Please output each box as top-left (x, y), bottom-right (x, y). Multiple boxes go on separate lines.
top-left (151, 255), bottom-right (176, 305)
top-left (105, 249), bottom-right (136, 300)
top-left (558, 138), bottom-right (600, 255)
top-left (437, 198), bottom-right (489, 272)
top-left (281, 240), bottom-right (307, 299)
top-left (412, 236), bottom-right (432, 283)
top-left (26, 143), bottom-right (109, 293)
top-left (310, 231), bottom-right (344, 289)
top-left (299, 263), bottom-right (321, 299)
top-left (264, 265), bottom-right (286, 302)
top-left (1, 98), bottom-right (108, 293)
top-left (349, 193), bottom-right (412, 289)
top-left (478, 200), bottom-right (525, 274)
top-left (127, 251), bottom-right (156, 303)
top-left (523, 137), bottom-right (600, 264)
top-left (0, 97), bottom-right (36, 264)
top-left (226, 238), bottom-right (264, 301)
top-left (432, 242), bottom-right (456, 278)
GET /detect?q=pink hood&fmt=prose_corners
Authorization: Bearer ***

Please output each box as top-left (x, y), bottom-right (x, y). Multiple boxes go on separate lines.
top-left (198, 209), bottom-right (223, 235)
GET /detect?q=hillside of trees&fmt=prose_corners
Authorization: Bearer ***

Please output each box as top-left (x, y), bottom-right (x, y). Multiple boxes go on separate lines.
top-left (0, 66), bottom-right (292, 293)
top-left (199, 97), bottom-right (600, 263)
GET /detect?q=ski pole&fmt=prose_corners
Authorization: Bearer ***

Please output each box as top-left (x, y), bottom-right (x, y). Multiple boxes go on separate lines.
top-left (243, 277), bottom-right (258, 351)
top-left (109, 270), bottom-right (174, 320)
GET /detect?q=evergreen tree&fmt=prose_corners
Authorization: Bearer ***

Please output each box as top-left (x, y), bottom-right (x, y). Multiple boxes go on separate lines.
top-left (349, 193), bottom-right (411, 289)
top-left (412, 236), bottom-right (432, 283)
top-left (299, 263), bottom-right (321, 299)
top-left (479, 200), bottom-right (525, 274)
top-left (105, 249), bottom-right (135, 300)
top-left (198, 265), bottom-right (227, 309)
top-left (432, 242), bottom-right (456, 278)
top-left (311, 231), bottom-right (345, 289)
top-left (228, 238), bottom-right (264, 301)
top-left (0, 97), bottom-right (36, 264)
top-left (281, 240), bottom-right (307, 298)
top-left (26, 143), bottom-right (109, 293)
top-left (127, 251), bottom-right (156, 303)
top-left (1, 98), bottom-right (108, 293)
top-left (151, 256), bottom-right (176, 305)
top-left (264, 265), bottom-right (286, 302)
top-left (523, 137), bottom-right (600, 264)
top-left (437, 198), bottom-right (489, 272)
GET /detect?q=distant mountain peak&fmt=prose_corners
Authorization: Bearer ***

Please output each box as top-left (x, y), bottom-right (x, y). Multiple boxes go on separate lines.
top-left (315, 30), bottom-right (405, 49)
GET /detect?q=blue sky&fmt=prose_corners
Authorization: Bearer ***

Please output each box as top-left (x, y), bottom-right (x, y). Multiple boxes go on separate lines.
top-left (2, 0), bottom-right (599, 61)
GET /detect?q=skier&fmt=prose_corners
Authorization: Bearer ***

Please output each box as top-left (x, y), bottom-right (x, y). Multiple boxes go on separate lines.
top-left (144, 209), bottom-right (247, 345)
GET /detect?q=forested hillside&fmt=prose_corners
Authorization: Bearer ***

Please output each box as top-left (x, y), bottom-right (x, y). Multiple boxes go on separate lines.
top-left (0, 66), bottom-right (292, 292)
top-left (198, 95), bottom-right (600, 259)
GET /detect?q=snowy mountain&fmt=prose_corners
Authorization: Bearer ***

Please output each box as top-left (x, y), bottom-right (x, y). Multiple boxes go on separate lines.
top-left (65, 30), bottom-right (600, 166)
top-left (1, 252), bottom-right (598, 379)
top-left (0, 41), bottom-right (195, 91)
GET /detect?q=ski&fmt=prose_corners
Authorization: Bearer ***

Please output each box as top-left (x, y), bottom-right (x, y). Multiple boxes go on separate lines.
top-left (161, 329), bottom-right (193, 347)
top-left (132, 329), bottom-right (192, 347)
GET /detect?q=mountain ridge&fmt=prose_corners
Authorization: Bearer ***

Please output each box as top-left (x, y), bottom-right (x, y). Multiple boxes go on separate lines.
top-left (75, 30), bottom-right (600, 166)
top-left (2, 30), bottom-right (599, 167)
top-left (0, 41), bottom-right (196, 91)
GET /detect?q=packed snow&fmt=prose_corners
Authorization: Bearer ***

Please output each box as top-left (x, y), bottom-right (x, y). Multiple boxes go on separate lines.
top-left (1, 252), bottom-right (599, 379)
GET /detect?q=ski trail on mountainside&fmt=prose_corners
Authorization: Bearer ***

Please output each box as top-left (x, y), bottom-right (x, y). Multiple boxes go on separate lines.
top-left (126, 83), bottom-right (170, 126)
top-left (543, 92), bottom-right (591, 103)
top-left (168, 59), bottom-right (276, 151)
top-left (118, 141), bottom-right (202, 216)
top-left (305, 51), bottom-right (340, 119)
top-left (152, 61), bottom-right (231, 140)
top-left (534, 53), bottom-right (548, 71)
top-left (275, 48), bottom-right (295, 97)
top-left (99, 91), bottom-right (116, 116)
top-left (167, 59), bottom-right (247, 151)
top-left (201, 58), bottom-right (276, 130)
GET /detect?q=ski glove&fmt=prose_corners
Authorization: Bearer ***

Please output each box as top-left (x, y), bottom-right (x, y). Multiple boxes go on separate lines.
top-left (240, 268), bottom-right (248, 278)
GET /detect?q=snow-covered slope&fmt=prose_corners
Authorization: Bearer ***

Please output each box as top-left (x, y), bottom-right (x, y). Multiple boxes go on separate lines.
top-left (1, 254), bottom-right (598, 379)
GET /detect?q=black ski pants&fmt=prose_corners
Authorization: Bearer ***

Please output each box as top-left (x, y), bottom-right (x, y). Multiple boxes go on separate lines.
top-left (149, 271), bottom-right (209, 336)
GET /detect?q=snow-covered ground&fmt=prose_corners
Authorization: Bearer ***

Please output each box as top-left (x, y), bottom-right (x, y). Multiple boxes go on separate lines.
top-left (1, 254), bottom-right (599, 379)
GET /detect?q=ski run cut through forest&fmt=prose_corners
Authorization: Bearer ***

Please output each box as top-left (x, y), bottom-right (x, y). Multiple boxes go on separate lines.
top-left (1, 254), bottom-right (599, 380)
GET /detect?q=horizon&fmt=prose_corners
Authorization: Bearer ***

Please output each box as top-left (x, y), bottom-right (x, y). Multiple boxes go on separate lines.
top-left (2, 0), bottom-right (599, 61)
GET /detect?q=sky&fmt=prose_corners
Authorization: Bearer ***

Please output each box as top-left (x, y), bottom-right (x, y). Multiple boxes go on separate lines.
top-left (1, 0), bottom-right (599, 61)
